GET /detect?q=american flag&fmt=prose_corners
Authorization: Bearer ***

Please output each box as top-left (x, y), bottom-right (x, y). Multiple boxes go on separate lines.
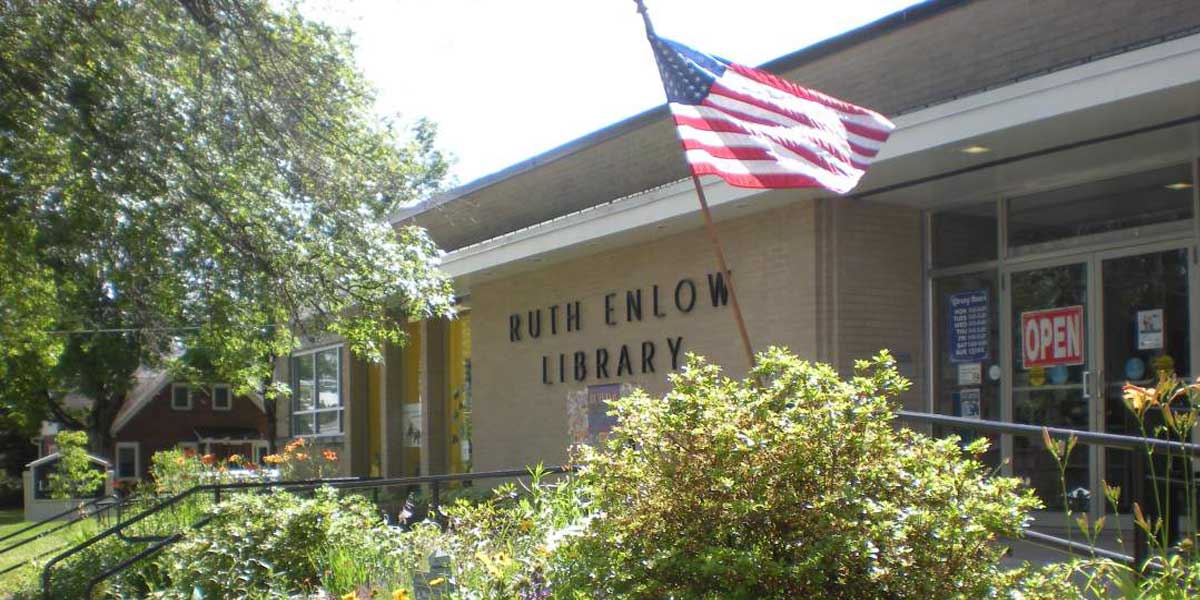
top-left (649, 33), bottom-right (895, 194)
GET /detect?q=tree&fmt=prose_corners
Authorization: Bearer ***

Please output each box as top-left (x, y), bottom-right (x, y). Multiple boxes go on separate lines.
top-left (47, 430), bottom-right (105, 503)
top-left (0, 0), bottom-right (456, 452)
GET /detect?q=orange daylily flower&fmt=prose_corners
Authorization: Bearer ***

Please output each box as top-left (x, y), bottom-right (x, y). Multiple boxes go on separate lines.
top-left (322, 449), bottom-right (338, 462)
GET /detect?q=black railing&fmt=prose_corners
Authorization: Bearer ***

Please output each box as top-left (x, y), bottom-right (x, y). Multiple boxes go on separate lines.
top-left (41, 415), bottom-right (1200, 597)
top-left (896, 409), bottom-right (1200, 568)
top-left (43, 467), bottom-right (569, 600)
top-left (0, 494), bottom-right (125, 577)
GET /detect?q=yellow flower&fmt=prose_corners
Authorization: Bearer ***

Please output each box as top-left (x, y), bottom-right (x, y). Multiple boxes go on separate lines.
top-left (1123, 383), bottom-right (1157, 417)
top-left (341, 593), bottom-right (357, 600)
top-left (263, 454), bottom-right (285, 465)
top-left (391, 590), bottom-right (410, 600)
top-left (227, 454), bottom-right (243, 465)
top-left (428, 577), bottom-right (445, 587)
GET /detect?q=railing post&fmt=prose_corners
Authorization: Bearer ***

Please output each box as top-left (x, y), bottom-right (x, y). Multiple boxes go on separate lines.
top-left (214, 484), bottom-right (221, 505)
top-left (430, 480), bottom-right (441, 524)
top-left (1132, 452), bottom-right (1148, 570)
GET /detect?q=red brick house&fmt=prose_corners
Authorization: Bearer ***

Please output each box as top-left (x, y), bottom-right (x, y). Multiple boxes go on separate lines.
top-left (107, 369), bottom-right (269, 482)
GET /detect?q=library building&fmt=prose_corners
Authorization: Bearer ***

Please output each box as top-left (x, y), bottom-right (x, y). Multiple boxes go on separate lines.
top-left (278, 0), bottom-right (1200, 549)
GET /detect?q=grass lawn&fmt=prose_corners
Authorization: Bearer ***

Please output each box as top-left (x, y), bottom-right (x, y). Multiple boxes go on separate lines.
top-left (0, 508), bottom-right (100, 599)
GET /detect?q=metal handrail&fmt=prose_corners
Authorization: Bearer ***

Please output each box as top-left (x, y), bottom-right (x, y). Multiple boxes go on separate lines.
top-left (0, 494), bottom-right (121, 548)
top-left (0, 495), bottom-right (125, 578)
top-left (45, 466), bottom-right (569, 599)
top-left (53, 413), bottom-right (1200, 597)
top-left (896, 409), bottom-right (1200, 569)
top-left (898, 410), bottom-right (1200, 456)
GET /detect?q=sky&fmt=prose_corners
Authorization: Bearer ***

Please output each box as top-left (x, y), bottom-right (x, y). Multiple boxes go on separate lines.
top-left (300, 0), bottom-right (922, 187)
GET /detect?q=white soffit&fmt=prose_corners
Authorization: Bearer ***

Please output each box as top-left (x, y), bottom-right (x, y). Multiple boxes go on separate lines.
top-left (442, 32), bottom-right (1200, 283)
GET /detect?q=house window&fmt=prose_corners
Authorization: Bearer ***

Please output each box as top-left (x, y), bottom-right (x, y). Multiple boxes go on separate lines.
top-left (253, 442), bottom-right (269, 464)
top-left (115, 442), bottom-right (139, 480)
top-left (212, 385), bottom-right (232, 411)
top-left (291, 347), bottom-right (343, 436)
top-left (171, 384), bottom-right (192, 410)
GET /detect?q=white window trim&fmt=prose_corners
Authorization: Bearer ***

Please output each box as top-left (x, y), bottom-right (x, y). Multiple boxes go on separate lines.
top-left (212, 384), bottom-right (233, 411)
top-left (170, 383), bottom-right (193, 411)
top-left (115, 442), bottom-right (140, 481)
top-left (252, 441), bottom-right (270, 464)
top-left (290, 346), bottom-right (344, 438)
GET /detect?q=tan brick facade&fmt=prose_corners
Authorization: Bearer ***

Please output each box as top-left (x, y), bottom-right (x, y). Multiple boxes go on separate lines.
top-left (463, 196), bottom-right (926, 471)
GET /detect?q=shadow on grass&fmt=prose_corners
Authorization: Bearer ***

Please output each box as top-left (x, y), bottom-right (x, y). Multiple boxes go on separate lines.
top-left (0, 510), bottom-right (25, 527)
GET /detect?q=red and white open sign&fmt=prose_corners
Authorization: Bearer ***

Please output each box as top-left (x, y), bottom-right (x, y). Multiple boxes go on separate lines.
top-left (1021, 305), bottom-right (1085, 368)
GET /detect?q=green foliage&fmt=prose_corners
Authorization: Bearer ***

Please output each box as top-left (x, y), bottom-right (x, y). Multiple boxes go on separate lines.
top-left (431, 465), bottom-right (587, 598)
top-left (1013, 372), bottom-right (1200, 599)
top-left (47, 430), bottom-right (104, 501)
top-left (551, 348), bottom-right (1041, 599)
top-left (141, 487), bottom-right (404, 598)
top-left (33, 350), bottom-right (1058, 598)
top-left (0, 0), bottom-right (455, 445)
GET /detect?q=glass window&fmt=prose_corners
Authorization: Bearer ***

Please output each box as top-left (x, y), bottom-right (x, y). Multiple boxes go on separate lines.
top-left (931, 202), bottom-right (998, 269)
top-left (291, 347), bottom-right (343, 436)
top-left (1008, 164), bottom-right (1193, 252)
top-left (316, 351), bottom-right (340, 409)
top-left (115, 443), bottom-right (139, 480)
top-left (212, 385), bottom-right (232, 411)
top-left (171, 384), bottom-right (192, 410)
top-left (931, 271), bottom-right (1001, 466)
top-left (253, 443), bottom-right (269, 465)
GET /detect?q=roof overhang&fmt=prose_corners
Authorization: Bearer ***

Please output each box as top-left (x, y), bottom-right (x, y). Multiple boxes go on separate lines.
top-left (441, 31), bottom-right (1200, 294)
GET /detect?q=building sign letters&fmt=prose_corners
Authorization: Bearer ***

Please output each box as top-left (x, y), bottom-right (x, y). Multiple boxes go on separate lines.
top-left (509, 271), bottom-right (732, 384)
top-left (1021, 305), bottom-right (1084, 368)
top-left (947, 289), bottom-right (989, 363)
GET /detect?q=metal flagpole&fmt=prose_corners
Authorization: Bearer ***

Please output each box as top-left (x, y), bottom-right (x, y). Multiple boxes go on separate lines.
top-left (633, 0), bottom-right (757, 369)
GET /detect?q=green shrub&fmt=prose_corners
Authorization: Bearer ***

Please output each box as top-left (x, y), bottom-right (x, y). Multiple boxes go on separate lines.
top-left (142, 487), bottom-right (403, 598)
top-left (48, 430), bottom-right (104, 502)
top-left (432, 466), bottom-right (586, 599)
top-left (550, 348), bottom-right (1041, 599)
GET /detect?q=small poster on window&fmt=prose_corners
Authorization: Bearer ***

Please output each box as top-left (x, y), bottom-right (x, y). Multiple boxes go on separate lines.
top-left (956, 388), bottom-right (981, 420)
top-left (947, 289), bottom-right (990, 363)
top-left (1137, 309), bottom-right (1164, 350)
top-left (403, 404), bottom-right (422, 448)
top-left (957, 362), bottom-right (982, 386)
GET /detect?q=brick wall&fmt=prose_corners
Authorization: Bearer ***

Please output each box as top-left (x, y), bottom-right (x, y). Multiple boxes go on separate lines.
top-left (826, 199), bottom-right (926, 411)
top-left (468, 199), bottom-right (820, 471)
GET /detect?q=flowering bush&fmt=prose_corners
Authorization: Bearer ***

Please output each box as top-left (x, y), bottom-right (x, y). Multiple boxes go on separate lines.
top-left (264, 437), bottom-right (341, 480)
top-left (145, 487), bottom-right (402, 598)
top-left (548, 349), bottom-right (1041, 599)
top-left (1012, 371), bottom-right (1200, 599)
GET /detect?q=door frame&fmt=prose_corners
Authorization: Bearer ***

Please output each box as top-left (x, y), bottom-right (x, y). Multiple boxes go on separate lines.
top-left (1001, 237), bottom-right (1197, 515)
top-left (1002, 254), bottom-right (1099, 513)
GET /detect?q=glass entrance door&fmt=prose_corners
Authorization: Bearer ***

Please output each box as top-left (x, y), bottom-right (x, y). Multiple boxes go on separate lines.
top-left (1100, 247), bottom-right (1191, 513)
top-left (1009, 261), bottom-right (1093, 510)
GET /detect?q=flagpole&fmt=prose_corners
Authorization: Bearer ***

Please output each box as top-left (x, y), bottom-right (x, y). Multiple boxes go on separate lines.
top-left (634, 0), bottom-right (757, 370)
